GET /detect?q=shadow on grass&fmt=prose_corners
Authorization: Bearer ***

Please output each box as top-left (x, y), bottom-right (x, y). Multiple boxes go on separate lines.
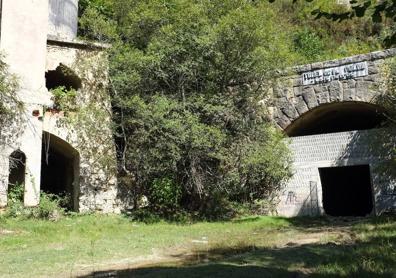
top-left (79, 216), bottom-right (396, 278)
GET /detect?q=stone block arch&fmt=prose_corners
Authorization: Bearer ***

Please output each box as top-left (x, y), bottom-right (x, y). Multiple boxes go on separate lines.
top-left (284, 101), bottom-right (387, 137)
top-left (273, 49), bottom-right (396, 217)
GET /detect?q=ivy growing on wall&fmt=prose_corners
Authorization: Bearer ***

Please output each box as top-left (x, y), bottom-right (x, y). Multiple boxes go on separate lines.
top-left (0, 56), bottom-right (24, 151)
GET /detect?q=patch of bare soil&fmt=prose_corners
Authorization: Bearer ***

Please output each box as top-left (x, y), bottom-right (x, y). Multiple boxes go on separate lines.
top-left (64, 249), bottom-right (186, 278)
top-left (0, 229), bottom-right (15, 236)
top-left (64, 220), bottom-right (360, 277)
top-left (282, 229), bottom-right (355, 247)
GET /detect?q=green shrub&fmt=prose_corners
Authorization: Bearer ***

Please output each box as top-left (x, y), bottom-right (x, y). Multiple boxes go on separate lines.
top-left (4, 183), bottom-right (66, 220)
top-left (50, 86), bottom-right (77, 112)
top-left (150, 177), bottom-right (182, 212)
top-left (32, 193), bottom-right (65, 220)
top-left (293, 28), bottom-right (325, 62)
top-left (7, 182), bottom-right (24, 204)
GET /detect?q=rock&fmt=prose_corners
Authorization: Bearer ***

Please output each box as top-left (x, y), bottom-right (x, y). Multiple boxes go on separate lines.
top-left (302, 87), bottom-right (318, 109)
top-left (329, 81), bottom-right (343, 102)
top-left (293, 96), bottom-right (309, 115)
top-left (343, 88), bottom-right (356, 101)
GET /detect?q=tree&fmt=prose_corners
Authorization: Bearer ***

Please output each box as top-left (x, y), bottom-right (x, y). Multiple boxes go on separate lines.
top-left (79, 0), bottom-right (295, 216)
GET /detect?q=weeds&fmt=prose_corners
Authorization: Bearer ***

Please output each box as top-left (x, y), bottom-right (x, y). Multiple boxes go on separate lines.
top-left (2, 183), bottom-right (67, 220)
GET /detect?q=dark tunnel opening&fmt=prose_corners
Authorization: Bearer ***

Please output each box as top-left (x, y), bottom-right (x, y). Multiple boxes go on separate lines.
top-left (319, 165), bottom-right (374, 217)
top-left (41, 132), bottom-right (79, 211)
top-left (285, 102), bottom-right (387, 137)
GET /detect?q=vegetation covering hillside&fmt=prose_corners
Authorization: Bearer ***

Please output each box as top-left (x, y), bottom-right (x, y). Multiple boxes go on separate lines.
top-left (79, 0), bottom-right (388, 64)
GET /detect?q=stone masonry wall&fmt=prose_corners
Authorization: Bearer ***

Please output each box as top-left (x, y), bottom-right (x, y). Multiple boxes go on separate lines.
top-left (271, 49), bottom-right (396, 130)
top-left (273, 48), bottom-right (396, 217)
top-left (45, 41), bottom-right (119, 213)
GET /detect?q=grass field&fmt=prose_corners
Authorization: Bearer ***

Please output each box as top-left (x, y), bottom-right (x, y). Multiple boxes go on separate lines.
top-left (0, 214), bottom-right (395, 277)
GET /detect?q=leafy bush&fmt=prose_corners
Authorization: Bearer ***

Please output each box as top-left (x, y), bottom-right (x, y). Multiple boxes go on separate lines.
top-left (293, 28), bottom-right (325, 62)
top-left (50, 86), bottom-right (77, 112)
top-left (79, 6), bottom-right (118, 42)
top-left (107, 1), bottom-right (293, 216)
top-left (4, 183), bottom-right (66, 220)
top-left (150, 177), bottom-right (182, 212)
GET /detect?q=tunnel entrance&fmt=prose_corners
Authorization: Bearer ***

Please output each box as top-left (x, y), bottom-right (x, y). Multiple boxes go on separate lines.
top-left (41, 132), bottom-right (79, 211)
top-left (319, 165), bottom-right (373, 216)
top-left (286, 102), bottom-right (387, 137)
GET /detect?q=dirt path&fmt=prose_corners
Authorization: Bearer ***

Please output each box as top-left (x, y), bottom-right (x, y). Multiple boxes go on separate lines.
top-left (63, 223), bottom-right (359, 278)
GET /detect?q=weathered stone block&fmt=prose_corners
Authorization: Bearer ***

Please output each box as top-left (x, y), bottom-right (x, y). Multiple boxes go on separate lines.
top-left (329, 81), bottom-right (343, 102)
top-left (356, 81), bottom-right (369, 101)
top-left (295, 64), bottom-right (312, 73)
top-left (293, 96), bottom-right (309, 115)
top-left (273, 83), bottom-right (283, 98)
top-left (325, 60), bottom-right (341, 68)
top-left (368, 66), bottom-right (379, 75)
top-left (371, 50), bottom-right (387, 60)
top-left (343, 88), bottom-right (356, 101)
top-left (311, 62), bottom-right (323, 70)
top-left (364, 74), bottom-right (379, 82)
top-left (302, 87), bottom-right (318, 109)
top-left (273, 109), bottom-right (291, 129)
top-left (293, 86), bottom-right (303, 96)
top-left (317, 91), bottom-right (330, 104)
top-left (313, 85), bottom-right (327, 94)
top-left (293, 78), bottom-right (302, 87)
top-left (345, 79), bottom-right (356, 89)
top-left (276, 98), bottom-right (298, 120)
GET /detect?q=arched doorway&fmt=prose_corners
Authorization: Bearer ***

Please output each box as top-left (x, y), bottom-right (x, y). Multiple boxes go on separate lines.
top-left (285, 102), bottom-right (387, 217)
top-left (8, 150), bottom-right (26, 203)
top-left (41, 132), bottom-right (80, 211)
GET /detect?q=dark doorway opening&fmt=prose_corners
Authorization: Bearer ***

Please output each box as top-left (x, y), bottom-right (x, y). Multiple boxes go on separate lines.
top-left (319, 165), bottom-right (373, 216)
top-left (8, 150), bottom-right (26, 196)
top-left (41, 132), bottom-right (79, 211)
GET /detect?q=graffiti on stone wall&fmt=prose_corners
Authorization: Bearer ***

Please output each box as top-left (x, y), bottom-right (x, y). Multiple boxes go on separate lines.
top-left (286, 191), bottom-right (298, 204)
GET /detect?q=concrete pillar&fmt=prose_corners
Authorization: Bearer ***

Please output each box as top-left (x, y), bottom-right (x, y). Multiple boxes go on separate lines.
top-left (0, 0), bottom-right (50, 207)
top-left (20, 106), bottom-right (43, 207)
top-left (0, 153), bottom-right (10, 207)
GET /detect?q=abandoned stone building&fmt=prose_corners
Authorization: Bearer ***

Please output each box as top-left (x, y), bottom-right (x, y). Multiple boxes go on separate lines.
top-left (0, 0), bottom-right (395, 217)
top-left (0, 0), bottom-right (119, 213)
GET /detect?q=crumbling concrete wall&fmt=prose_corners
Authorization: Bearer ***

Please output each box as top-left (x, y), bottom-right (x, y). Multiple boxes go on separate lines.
top-left (0, 0), bottom-right (119, 213)
top-left (48, 0), bottom-right (79, 41)
top-left (44, 41), bottom-right (119, 213)
top-left (0, 0), bottom-right (51, 207)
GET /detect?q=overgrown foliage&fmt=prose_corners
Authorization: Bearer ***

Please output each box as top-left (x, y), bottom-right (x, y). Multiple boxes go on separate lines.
top-left (4, 183), bottom-right (66, 220)
top-left (79, 0), bottom-right (293, 217)
top-left (50, 86), bottom-right (78, 112)
top-left (306, 0), bottom-right (396, 47)
top-left (77, 0), bottom-right (391, 218)
top-left (0, 57), bottom-right (20, 118)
